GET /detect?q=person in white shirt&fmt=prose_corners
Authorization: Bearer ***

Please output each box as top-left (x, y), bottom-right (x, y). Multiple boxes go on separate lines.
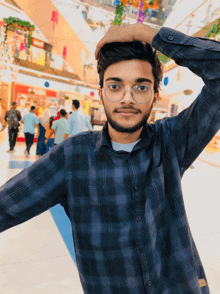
top-left (45, 109), bottom-right (68, 146)
top-left (21, 106), bottom-right (39, 157)
top-left (64, 100), bottom-right (92, 139)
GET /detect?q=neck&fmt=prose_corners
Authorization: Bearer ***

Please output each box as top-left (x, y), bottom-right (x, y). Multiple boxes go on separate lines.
top-left (108, 122), bottom-right (143, 144)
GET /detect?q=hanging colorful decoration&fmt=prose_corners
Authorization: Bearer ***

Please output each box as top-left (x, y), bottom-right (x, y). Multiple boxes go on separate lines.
top-left (113, 0), bottom-right (159, 26)
top-left (206, 18), bottom-right (220, 40)
top-left (20, 42), bottom-right (24, 51)
top-left (51, 10), bottom-right (59, 30)
top-left (13, 30), bottom-right (18, 55)
top-left (24, 35), bottom-right (27, 51)
top-left (137, 0), bottom-right (146, 23)
top-left (3, 17), bottom-right (35, 48)
top-left (63, 46), bottom-right (67, 60)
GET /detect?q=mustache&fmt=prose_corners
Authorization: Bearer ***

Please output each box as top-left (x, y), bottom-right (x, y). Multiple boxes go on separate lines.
top-left (113, 106), bottom-right (141, 113)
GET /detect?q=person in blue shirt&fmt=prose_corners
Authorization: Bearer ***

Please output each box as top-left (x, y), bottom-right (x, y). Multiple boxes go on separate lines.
top-left (45, 109), bottom-right (68, 146)
top-left (64, 99), bottom-right (92, 139)
top-left (21, 106), bottom-right (39, 157)
top-left (1, 23), bottom-right (220, 293)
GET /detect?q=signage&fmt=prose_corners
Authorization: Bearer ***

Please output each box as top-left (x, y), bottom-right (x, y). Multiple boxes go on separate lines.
top-left (32, 38), bottom-right (44, 49)
top-left (164, 77), bottom-right (169, 86)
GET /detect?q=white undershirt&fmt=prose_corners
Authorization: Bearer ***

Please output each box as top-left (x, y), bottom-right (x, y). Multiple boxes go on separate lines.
top-left (111, 139), bottom-right (141, 153)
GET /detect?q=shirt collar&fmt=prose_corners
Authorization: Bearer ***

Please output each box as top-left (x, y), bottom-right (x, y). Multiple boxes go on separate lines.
top-left (94, 121), bottom-right (156, 153)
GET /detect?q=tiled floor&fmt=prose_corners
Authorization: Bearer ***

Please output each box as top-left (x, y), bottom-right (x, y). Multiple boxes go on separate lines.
top-left (0, 129), bottom-right (220, 293)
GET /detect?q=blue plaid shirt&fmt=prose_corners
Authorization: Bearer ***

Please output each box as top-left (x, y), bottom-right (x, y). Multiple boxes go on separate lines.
top-left (1, 28), bottom-right (220, 293)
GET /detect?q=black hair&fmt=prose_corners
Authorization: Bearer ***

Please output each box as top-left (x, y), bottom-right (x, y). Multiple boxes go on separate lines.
top-left (31, 106), bottom-right (36, 111)
top-left (60, 109), bottom-right (67, 117)
top-left (97, 41), bottom-right (163, 93)
top-left (49, 116), bottom-right (54, 128)
top-left (72, 99), bottom-right (80, 109)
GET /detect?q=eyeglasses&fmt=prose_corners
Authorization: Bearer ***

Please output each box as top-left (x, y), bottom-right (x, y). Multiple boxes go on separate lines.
top-left (102, 83), bottom-right (154, 104)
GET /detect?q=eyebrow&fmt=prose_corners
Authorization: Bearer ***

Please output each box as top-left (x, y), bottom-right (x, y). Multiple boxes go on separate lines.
top-left (105, 77), bottom-right (153, 84)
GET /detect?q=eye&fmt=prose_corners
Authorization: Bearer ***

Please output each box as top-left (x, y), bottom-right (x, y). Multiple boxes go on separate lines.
top-left (134, 84), bottom-right (150, 91)
top-left (108, 83), bottom-right (123, 90)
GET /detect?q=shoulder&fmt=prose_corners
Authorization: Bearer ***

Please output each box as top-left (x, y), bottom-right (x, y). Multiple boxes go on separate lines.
top-left (64, 130), bottom-right (99, 149)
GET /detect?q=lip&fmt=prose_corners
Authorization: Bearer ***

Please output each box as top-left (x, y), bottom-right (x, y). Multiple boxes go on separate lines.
top-left (116, 109), bottom-right (139, 114)
top-left (119, 112), bottom-right (135, 116)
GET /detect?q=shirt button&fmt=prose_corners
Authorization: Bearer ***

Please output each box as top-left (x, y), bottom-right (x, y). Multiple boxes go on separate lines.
top-left (168, 35), bottom-right (174, 41)
top-left (136, 216), bottom-right (142, 221)
top-left (140, 248), bottom-right (145, 253)
top-left (147, 280), bottom-right (151, 286)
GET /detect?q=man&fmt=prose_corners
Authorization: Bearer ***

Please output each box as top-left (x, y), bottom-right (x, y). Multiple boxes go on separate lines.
top-left (44, 108), bottom-right (67, 146)
top-left (0, 23), bottom-right (219, 293)
top-left (21, 106), bottom-right (39, 157)
top-left (4, 101), bottom-right (21, 153)
top-left (64, 99), bottom-right (92, 139)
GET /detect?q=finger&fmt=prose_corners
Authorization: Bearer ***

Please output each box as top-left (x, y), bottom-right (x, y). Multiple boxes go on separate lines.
top-left (95, 39), bottom-right (106, 60)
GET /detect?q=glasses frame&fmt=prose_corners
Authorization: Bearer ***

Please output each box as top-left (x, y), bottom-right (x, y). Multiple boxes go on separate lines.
top-left (102, 85), bottom-right (155, 104)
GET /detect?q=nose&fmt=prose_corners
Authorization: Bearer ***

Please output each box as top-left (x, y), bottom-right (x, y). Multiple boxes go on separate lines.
top-left (121, 89), bottom-right (134, 103)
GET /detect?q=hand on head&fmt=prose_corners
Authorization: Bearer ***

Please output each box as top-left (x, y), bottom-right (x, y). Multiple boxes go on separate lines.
top-left (94, 23), bottom-right (158, 60)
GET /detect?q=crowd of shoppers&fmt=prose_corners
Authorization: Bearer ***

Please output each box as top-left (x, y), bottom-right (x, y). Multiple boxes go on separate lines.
top-left (0, 99), bottom-right (92, 156)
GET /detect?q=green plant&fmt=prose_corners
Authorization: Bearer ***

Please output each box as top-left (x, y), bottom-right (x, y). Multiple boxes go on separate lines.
top-left (158, 53), bottom-right (170, 64)
top-left (206, 18), bottom-right (220, 38)
top-left (3, 17), bottom-right (35, 47)
top-left (112, 3), bottom-right (125, 26)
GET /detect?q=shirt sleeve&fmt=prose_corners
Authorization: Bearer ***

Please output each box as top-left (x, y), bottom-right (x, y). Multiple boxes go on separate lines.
top-left (0, 143), bottom-right (67, 233)
top-left (86, 117), bottom-right (92, 130)
top-left (52, 120), bottom-right (57, 130)
top-left (67, 115), bottom-right (76, 135)
top-left (17, 111), bottom-right (22, 121)
top-left (152, 27), bottom-right (220, 172)
top-left (35, 116), bottom-right (40, 124)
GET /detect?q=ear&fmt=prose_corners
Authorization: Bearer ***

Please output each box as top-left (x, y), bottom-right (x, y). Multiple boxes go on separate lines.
top-left (153, 92), bottom-right (159, 105)
top-left (99, 88), bottom-right (104, 105)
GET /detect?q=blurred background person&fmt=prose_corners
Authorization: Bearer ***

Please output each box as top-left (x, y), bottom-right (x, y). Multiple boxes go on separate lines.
top-left (36, 104), bottom-right (51, 157)
top-left (64, 99), bottom-right (92, 139)
top-left (4, 101), bottom-right (21, 153)
top-left (45, 109), bottom-right (67, 147)
top-left (45, 116), bottom-right (55, 152)
top-left (21, 106), bottom-right (39, 158)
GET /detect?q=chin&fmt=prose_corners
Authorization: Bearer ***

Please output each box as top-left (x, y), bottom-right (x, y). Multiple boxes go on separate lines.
top-left (108, 118), bottom-right (147, 134)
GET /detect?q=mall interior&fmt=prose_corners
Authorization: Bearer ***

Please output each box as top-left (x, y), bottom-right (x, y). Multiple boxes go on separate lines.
top-left (0, 0), bottom-right (220, 293)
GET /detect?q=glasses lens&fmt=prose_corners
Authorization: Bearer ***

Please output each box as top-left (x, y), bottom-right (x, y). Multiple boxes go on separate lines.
top-left (133, 85), bottom-right (152, 104)
top-left (104, 83), bottom-right (124, 102)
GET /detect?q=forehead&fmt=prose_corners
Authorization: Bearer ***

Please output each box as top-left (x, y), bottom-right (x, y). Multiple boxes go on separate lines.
top-left (104, 59), bottom-right (154, 83)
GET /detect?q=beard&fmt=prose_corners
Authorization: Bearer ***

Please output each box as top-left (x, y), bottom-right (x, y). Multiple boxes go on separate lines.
top-left (102, 100), bottom-right (154, 134)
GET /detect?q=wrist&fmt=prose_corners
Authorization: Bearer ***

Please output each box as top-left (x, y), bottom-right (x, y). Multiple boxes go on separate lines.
top-left (134, 23), bottom-right (159, 45)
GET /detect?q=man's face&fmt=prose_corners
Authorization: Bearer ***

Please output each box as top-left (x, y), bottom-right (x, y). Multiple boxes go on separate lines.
top-left (99, 59), bottom-right (158, 133)
top-left (12, 103), bottom-right (17, 109)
